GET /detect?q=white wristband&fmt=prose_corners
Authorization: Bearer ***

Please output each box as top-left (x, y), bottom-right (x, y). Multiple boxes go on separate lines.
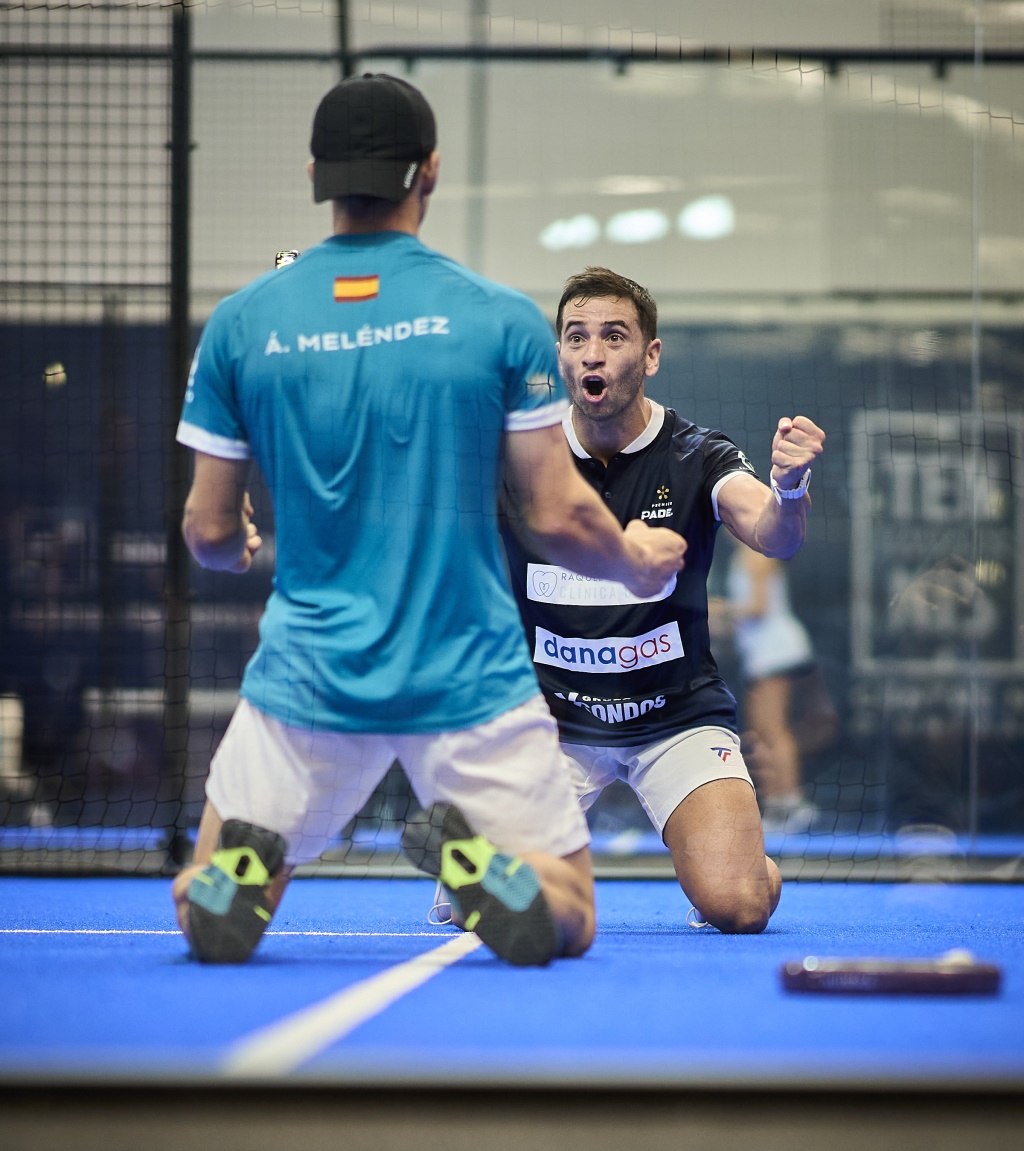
top-left (771, 469), bottom-right (811, 505)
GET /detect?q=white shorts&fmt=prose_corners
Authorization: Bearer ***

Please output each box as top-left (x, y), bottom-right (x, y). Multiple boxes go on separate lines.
top-left (561, 726), bottom-right (754, 837)
top-left (205, 695), bottom-right (591, 866)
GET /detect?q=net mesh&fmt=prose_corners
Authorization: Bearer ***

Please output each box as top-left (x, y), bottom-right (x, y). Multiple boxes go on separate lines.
top-left (1, 0), bottom-right (1023, 879)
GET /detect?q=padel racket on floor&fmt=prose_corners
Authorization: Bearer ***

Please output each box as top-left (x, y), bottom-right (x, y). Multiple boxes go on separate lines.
top-left (781, 949), bottom-right (1001, 994)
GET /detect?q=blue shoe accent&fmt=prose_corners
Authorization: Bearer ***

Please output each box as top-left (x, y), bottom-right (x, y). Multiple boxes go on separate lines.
top-left (480, 853), bottom-right (541, 913)
top-left (188, 866), bottom-right (238, 917)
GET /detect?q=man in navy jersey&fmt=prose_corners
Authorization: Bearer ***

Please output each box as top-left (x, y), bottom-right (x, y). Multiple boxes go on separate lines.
top-left (502, 267), bottom-right (825, 933)
top-left (172, 82), bottom-right (685, 967)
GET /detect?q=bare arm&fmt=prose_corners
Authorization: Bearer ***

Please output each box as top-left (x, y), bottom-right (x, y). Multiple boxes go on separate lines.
top-left (503, 423), bottom-right (686, 598)
top-left (719, 415), bottom-right (825, 559)
top-left (181, 451), bottom-right (262, 573)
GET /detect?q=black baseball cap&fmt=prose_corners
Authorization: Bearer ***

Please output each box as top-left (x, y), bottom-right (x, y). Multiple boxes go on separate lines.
top-left (310, 73), bottom-right (437, 203)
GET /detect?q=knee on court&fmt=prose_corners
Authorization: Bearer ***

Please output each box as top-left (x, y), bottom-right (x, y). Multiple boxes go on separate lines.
top-left (561, 901), bottom-right (597, 958)
top-left (686, 881), bottom-right (775, 935)
top-left (559, 878), bottom-right (598, 956)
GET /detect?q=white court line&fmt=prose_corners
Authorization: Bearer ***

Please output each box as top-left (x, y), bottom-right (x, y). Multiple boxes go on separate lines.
top-left (0, 929), bottom-right (449, 937)
top-left (0, 929), bottom-right (179, 936)
top-left (222, 931), bottom-right (484, 1078)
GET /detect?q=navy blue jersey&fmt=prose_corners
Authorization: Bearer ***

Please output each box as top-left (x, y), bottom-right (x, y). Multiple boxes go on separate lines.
top-left (502, 402), bottom-right (757, 746)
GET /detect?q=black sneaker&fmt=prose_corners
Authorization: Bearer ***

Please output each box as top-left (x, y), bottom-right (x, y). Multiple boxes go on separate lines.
top-left (187, 820), bottom-right (287, 964)
top-left (401, 803), bottom-right (560, 966)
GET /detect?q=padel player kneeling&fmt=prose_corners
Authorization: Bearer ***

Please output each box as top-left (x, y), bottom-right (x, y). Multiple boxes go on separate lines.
top-left (497, 267), bottom-right (825, 934)
top-left (172, 81), bottom-right (685, 966)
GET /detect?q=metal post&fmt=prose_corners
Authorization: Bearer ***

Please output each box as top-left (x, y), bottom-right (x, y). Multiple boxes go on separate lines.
top-left (466, 0), bottom-right (489, 272)
top-left (967, 0), bottom-right (984, 846)
top-left (337, 0), bottom-right (354, 79)
top-left (98, 292), bottom-right (124, 703)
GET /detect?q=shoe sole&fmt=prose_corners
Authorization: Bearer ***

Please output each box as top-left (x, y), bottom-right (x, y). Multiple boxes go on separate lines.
top-left (188, 866), bottom-right (274, 963)
top-left (402, 804), bottom-right (560, 966)
top-left (186, 821), bottom-right (286, 964)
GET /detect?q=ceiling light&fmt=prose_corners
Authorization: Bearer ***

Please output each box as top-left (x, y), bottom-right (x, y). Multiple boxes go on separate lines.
top-left (678, 195), bottom-right (736, 240)
top-left (606, 209), bottom-right (670, 244)
top-left (539, 214), bottom-right (601, 251)
top-left (597, 175), bottom-right (682, 196)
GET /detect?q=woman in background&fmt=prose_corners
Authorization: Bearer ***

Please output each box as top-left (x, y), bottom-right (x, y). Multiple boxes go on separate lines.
top-left (726, 542), bottom-right (838, 833)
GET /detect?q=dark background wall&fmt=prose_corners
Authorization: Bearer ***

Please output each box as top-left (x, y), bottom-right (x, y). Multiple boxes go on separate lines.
top-left (2, 320), bottom-right (1023, 833)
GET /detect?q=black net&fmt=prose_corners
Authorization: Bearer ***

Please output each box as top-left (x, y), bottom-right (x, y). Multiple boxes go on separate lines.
top-left (1, 1), bottom-right (1023, 880)
top-left (1, 1), bottom-right (174, 870)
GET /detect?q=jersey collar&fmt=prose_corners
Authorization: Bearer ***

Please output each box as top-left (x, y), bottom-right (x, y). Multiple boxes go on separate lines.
top-left (562, 399), bottom-right (666, 460)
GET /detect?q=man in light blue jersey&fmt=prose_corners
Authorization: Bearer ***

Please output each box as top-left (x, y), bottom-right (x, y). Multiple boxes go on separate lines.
top-left (172, 74), bottom-right (685, 966)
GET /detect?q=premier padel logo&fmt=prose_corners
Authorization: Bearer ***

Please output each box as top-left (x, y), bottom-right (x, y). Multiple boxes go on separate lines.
top-left (534, 623), bottom-right (683, 673)
top-left (526, 563), bottom-right (675, 606)
top-left (641, 483), bottom-right (673, 521)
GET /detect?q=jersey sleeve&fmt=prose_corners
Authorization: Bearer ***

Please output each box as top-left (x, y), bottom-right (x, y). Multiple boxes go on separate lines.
top-left (500, 292), bottom-right (568, 432)
top-left (704, 432), bottom-right (759, 488)
top-left (175, 298), bottom-right (252, 460)
top-left (703, 432), bottom-right (759, 520)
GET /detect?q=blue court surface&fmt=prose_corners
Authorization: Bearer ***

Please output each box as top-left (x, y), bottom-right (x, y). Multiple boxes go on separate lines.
top-left (1, 876), bottom-right (1021, 1088)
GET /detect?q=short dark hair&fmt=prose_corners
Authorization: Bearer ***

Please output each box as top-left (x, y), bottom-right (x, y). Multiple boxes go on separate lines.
top-left (556, 267), bottom-right (658, 344)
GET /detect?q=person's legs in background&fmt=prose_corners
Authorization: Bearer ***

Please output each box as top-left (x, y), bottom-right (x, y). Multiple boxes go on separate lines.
top-left (743, 671), bottom-right (820, 832)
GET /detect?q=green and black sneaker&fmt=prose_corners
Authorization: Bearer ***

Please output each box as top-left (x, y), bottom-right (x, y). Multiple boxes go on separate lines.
top-left (187, 820), bottom-right (287, 964)
top-left (401, 803), bottom-right (561, 967)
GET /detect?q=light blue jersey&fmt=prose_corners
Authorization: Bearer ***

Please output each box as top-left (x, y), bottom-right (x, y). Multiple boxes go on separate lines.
top-left (177, 232), bottom-right (566, 733)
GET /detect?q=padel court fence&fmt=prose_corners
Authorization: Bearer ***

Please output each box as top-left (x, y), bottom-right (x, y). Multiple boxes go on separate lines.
top-left (2, 1), bottom-right (1024, 880)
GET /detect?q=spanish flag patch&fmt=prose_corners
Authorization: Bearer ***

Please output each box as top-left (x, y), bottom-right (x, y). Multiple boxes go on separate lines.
top-left (334, 275), bottom-right (380, 302)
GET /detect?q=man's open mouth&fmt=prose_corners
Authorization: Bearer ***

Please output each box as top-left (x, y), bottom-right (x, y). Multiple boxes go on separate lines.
top-left (582, 375), bottom-right (606, 397)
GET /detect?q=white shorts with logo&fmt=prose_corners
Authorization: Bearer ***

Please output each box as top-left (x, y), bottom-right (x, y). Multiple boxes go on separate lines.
top-left (205, 694), bottom-right (591, 866)
top-left (561, 725), bottom-right (754, 837)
